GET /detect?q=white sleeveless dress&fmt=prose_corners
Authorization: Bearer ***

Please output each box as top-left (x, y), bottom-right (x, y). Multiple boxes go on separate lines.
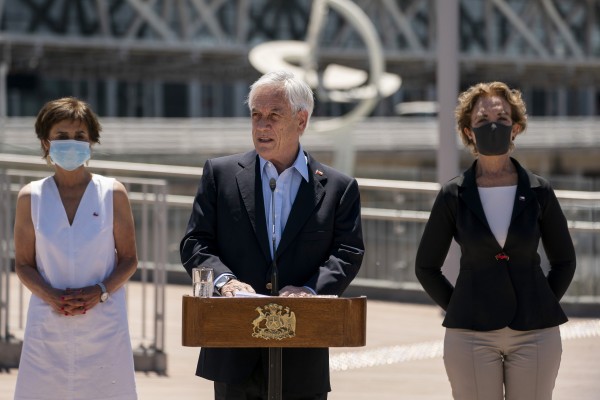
top-left (15, 174), bottom-right (137, 400)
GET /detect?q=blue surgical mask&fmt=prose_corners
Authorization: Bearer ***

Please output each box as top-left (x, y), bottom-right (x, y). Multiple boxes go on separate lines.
top-left (49, 140), bottom-right (91, 171)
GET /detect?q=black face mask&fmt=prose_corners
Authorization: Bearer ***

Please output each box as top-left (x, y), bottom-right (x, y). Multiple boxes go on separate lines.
top-left (472, 122), bottom-right (513, 156)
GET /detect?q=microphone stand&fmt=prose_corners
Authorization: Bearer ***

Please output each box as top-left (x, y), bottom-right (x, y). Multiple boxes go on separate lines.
top-left (268, 178), bottom-right (282, 400)
top-left (269, 178), bottom-right (279, 296)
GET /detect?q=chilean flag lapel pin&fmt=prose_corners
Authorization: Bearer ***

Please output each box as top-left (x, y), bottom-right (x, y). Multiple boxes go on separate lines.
top-left (315, 169), bottom-right (324, 176)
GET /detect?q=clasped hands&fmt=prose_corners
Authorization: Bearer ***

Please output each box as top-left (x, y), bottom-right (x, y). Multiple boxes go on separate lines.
top-left (47, 285), bottom-right (103, 316)
top-left (220, 279), bottom-right (313, 297)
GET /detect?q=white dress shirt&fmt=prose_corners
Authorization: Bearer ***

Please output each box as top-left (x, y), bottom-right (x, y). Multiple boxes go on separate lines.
top-left (260, 145), bottom-right (309, 257)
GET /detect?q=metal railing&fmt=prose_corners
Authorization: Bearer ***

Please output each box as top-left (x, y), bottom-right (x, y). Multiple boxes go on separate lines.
top-left (356, 178), bottom-right (600, 301)
top-left (1, 154), bottom-right (599, 369)
top-left (160, 171), bottom-right (600, 303)
top-left (0, 163), bottom-right (168, 374)
top-left (0, 168), bottom-right (18, 371)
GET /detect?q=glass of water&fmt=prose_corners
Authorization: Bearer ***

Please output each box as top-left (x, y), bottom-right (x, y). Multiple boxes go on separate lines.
top-left (192, 267), bottom-right (214, 297)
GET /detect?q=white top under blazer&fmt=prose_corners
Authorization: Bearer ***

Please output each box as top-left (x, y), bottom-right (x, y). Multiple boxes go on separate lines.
top-left (478, 185), bottom-right (517, 248)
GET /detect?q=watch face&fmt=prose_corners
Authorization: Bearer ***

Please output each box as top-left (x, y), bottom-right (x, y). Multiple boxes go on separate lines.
top-left (100, 292), bottom-right (109, 302)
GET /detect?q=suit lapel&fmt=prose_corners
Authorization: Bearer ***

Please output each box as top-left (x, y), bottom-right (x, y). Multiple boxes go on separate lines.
top-left (510, 159), bottom-right (537, 222)
top-left (459, 162), bottom-right (490, 230)
top-left (504, 158), bottom-right (540, 249)
top-left (236, 151), bottom-right (271, 262)
top-left (276, 157), bottom-right (326, 257)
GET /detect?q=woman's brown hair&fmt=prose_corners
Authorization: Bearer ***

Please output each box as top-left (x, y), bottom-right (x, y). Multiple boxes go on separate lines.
top-left (35, 97), bottom-right (101, 160)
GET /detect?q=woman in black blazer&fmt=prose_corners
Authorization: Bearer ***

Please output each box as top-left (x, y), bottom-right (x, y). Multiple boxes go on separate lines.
top-left (415, 82), bottom-right (576, 400)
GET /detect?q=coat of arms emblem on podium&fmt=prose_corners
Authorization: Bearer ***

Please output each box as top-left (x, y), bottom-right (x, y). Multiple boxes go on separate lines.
top-left (252, 303), bottom-right (297, 340)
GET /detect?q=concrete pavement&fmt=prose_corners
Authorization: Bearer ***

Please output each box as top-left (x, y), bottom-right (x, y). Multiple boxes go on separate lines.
top-left (1, 279), bottom-right (599, 399)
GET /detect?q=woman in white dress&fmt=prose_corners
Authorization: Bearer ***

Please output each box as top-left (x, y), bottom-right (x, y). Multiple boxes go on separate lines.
top-left (13, 97), bottom-right (138, 400)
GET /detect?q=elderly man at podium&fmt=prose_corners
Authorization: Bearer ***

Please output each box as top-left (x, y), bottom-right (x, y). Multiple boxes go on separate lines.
top-left (180, 70), bottom-right (365, 400)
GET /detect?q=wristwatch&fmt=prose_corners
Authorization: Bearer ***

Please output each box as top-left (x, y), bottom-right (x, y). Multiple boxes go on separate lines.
top-left (97, 282), bottom-right (109, 303)
top-left (215, 275), bottom-right (234, 295)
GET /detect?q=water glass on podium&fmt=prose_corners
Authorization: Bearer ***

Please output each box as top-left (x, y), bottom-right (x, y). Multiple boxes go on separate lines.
top-left (192, 267), bottom-right (214, 297)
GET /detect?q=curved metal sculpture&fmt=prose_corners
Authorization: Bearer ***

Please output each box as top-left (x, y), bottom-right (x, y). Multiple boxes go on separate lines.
top-left (248, 0), bottom-right (401, 134)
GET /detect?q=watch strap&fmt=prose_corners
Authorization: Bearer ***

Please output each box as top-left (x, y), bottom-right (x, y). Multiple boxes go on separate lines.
top-left (97, 282), bottom-right (108, 302)
top-left (215, 275), bottom-right (234, 294)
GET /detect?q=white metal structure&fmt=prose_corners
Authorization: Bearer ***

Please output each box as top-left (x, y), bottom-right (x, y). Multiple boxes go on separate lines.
top-left (0, 0), bottom-right (599, 118)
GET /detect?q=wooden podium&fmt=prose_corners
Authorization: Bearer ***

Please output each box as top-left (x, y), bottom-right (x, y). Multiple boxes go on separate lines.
top-left (182, 295), bottom-right (367, 348)
top-left (182, 295), bottom-right (366, 399)
top-left (182, 296), bottom-right (367, 400)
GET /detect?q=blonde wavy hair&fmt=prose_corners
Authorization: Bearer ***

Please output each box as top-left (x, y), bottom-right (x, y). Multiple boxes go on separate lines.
top-left (455, 82), bottom-right (528, 155)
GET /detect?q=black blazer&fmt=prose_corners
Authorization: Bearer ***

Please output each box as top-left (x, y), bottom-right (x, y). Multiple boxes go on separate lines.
top-left (415, 158), bottom-right (576, 331)
top-left (180, 150), bottom-right (364, 394)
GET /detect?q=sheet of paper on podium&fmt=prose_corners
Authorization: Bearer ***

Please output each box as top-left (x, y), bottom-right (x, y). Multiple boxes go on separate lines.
top-left (233, 291), bottom-right (270, 297)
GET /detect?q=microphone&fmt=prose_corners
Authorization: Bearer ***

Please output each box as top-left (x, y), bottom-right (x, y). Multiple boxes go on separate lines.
top-left (267, 178), bottom-right (282, 398)
top-left (269, 178), bottom-right (278, 295)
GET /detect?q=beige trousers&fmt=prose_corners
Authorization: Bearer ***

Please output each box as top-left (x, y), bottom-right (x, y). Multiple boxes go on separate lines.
top-left (444, 326), bottom-right (562, 400)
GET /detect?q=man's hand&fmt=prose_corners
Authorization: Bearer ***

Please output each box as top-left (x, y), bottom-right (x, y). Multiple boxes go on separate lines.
top-left (279, 285), bottom-right (313, 297)
top-left (220, 279), bottom-right (256, 297)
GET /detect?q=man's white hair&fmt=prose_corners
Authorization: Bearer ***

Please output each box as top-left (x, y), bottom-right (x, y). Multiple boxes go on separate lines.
top-left (247, 70), bottom-right (315, 120)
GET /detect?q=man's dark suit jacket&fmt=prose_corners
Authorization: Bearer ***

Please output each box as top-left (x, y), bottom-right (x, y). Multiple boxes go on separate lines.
top-left (180, 150), bottom-right (364, 395)
top-left (416, 158), bottom-right (576, 331)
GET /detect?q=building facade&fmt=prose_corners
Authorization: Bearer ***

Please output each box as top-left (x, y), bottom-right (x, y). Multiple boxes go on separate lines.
top-left (1, 0), bottom-right (600, 118)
